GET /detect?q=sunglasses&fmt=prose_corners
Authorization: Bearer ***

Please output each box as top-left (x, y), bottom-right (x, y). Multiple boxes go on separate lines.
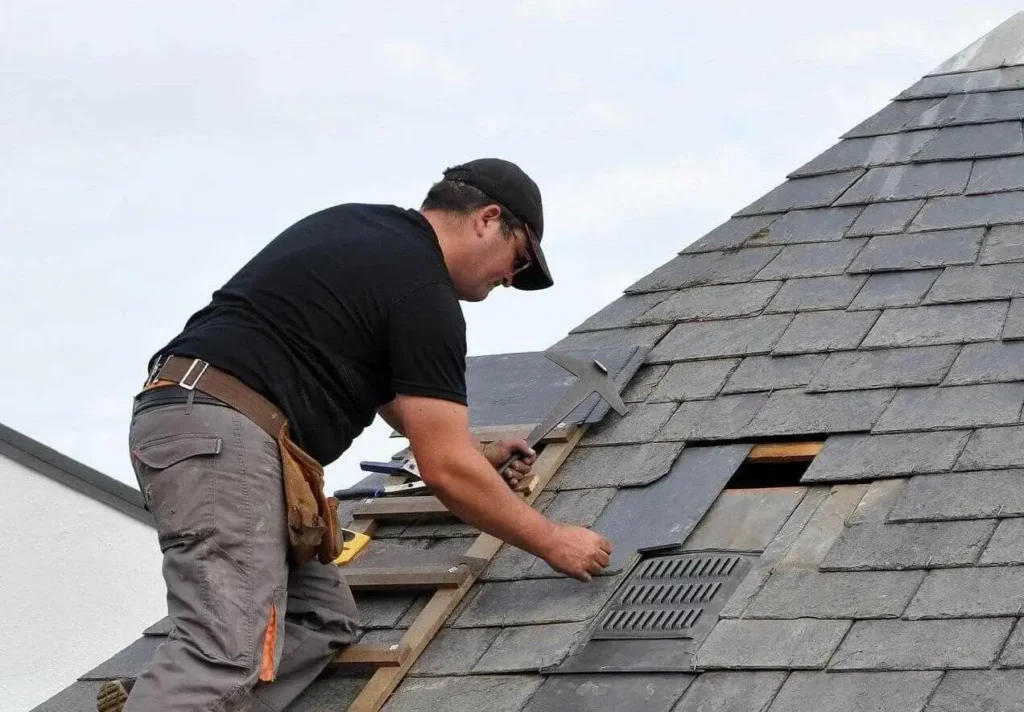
top-left (511, 224), bottom-right (534, 277)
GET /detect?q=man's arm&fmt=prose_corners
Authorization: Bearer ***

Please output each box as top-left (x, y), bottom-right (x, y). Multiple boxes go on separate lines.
top-left (377, 400), bottom-right (405, 435)
top-left (389, 392), bottom-right (612, 582)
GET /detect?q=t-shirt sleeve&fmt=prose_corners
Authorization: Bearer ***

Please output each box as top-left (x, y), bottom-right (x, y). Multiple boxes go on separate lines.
top-left (388, 281), bottom-right (468, 404)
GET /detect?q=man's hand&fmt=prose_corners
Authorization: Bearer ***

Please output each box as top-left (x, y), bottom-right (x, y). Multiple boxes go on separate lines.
top-left (481, 439), bottom-right (536, 490)
top-left (540, 524), bottom-right (614, 583)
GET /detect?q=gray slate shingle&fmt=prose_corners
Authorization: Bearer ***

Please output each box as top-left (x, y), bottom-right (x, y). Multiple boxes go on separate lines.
top-left (582, 402), bottom-right (678, 446)
top-left (861, 302), bottom-right (1008, 348)
top-left (926, 670), bottom-right (1024, 712)
top-left (550, 442), bottom-right (684, 490)
top-left (905, 566), bottom-right (1024, 619)
top-left (454, 577), bottom-right (621, 627)
top-left (735, 170), bottom-right (865, 216)
top-left (671, 672), bottom-right (786, 712)
top-left (848, 270), bottom-right (940, 310)
top-left (471, 622), bottom-right (588, 673)
top-left (772, 310), bottom-right (879, 355)
top-left (847, 479), bottom-right (907, 526)
top-left (791, 131), bottom-right (939, 177)
top-left (835, 162), bottom-right (972, 204)
top-left (646, 359), bottom-right (739, 402)
top-left (768, 671), bottom-right (942, 712)
top-left (945, 341), bottom-right (1024, 384)
top-left (553, 324), bottom-right (671, 353)
top-left (755, 239), bottom-right (868, 280)
top-left (967, 155), bottom-right (1024, 194)
top-left (846, 199), bottom-right (924, 236)
top-left (684, 215), bottom-right (779, 253)
top-left (683, 487), bottom-right (805, 551)
top-left (751, 206), bottom-right (862, 245)
top-left (647, 314), bottom-right (793, 363)
top-left (657, 393), bottom-right (768, 441)
top-left (721, 354), bottom-right (825, 394)
top-left (872, 383), bottom-right (1024, 432)
top-left (765, 275), bottom-right (868, 313)
top-left (801, 430), bottom-right (969, 482)
top-left (622, 364), bottom-right (668, 403)
top-left (905, 89), bottom-right (1024, 128)
top-left (830, 618), bottom-right (1014, 671)
top-left (889, 470), bottom-right (1024, 522)
top-left (635, 281), bottom-right (781, 324)
top-left (1004, 298), bottom-right (1024, 340)
top-left (382, 676), bottom-right (543, 712)
top-left (980, 224), bottom-right (1024, 264)
top-left (535, 488), bottom-right (616, 528)
top-left (821, 519), bottom-right (996, 571)
top-left (847, 229), bottom-right (984, 273)
top-left (982, 518), bottom-right (1024, 564)
top-left (744, 570), bottom-right (924, 619)
top-left (899, 66), bottom-right (1024, 99)
top-left (571, 293), bottom-right (668, 333)
top-left (806, 345), bottom-right (958, 392)
top-left (1001, 621), bottom-right (1024, 667)
top-left (911, 122), bottom-right (1024, 160)
top-left (926, 264), bottom-right (1024, 304)
top-left (410, 628), bottom-right (500, 676)
top-left (911, 191), bottom-right (1024, 231)
top-left (843, 98), bottom-right (942, 138)
top-left (744, 389), bottom-right (894, 437)
top-left (523, 675), bottom-right (695, 712)
top-left (958, 427), bottom-right (1024, 471)
top-left (695, 619), bottom-right (851, 670)
top-left (626, 246), bottom-right (782, 293)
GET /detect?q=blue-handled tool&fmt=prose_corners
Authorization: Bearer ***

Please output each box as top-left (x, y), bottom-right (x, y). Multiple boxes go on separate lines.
top-left (334, 480), bottom-right (428, 500)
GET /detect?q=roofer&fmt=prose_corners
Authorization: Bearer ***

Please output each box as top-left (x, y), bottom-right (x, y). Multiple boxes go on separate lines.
top-left (99, 158), bottom-right (613, 712)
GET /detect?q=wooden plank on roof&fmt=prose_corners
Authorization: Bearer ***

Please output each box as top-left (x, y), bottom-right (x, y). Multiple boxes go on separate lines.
top-left (748, 441), bottom-right (823, 463)
top-left (334, 644), bottom-right (410, 668)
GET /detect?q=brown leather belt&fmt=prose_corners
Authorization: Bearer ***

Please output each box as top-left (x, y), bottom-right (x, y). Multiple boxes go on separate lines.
top-left (145, 355), bottom-right (286, 440)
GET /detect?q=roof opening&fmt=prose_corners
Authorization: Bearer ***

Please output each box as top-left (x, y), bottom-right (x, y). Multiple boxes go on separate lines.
top-left (725, 441), bottom-right (822, 489)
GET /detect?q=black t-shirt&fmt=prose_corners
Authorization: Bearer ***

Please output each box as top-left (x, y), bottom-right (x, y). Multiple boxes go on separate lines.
top-left (155, 203), bottom-right (468, 465)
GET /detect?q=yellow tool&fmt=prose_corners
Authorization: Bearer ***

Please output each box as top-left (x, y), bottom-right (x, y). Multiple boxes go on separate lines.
top-left (334, 527), bottom-right (371, 565)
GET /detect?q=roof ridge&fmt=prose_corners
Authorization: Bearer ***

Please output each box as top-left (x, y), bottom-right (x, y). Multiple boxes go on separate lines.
top-left (929, 11), bottom-right (1024, 76)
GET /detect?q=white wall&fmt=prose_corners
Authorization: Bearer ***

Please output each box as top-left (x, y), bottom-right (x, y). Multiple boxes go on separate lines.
top-left (0, 455), bottom-right (166, 711)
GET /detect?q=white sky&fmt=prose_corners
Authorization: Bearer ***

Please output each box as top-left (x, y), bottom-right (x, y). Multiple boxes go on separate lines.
top-left (2, 1), bottom-right (1020, 496)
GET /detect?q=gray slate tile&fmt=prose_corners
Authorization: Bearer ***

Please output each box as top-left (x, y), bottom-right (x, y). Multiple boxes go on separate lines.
top-left (912, 122), bottom-right (1024, 160)
top-left (683, 487), bottom-right (805, 552)
top-left (454, 577), bottom-right (621, 627)
top-left (848, 270), bottom-right (940, 310)
top-left (571, 293), bottom-right (668, 332)
top-left (791, 130), bottom-right (939, 177)
top-left (831, 618), bottom-right (1014, 671)
top-left (744, 389), bottom-right (894, 437)
top-left (755, 239), bottom-right (867, 280)
top-left (928, 12), bottom-right (1024, 74)
top-left (873, 384), bottom-right (1024, 432)
top-left (750, 206), bottom-right (862, 245)
top-left (846, 199), bottom-right (924, 236)
top-left (264, 675), bottom-right (371, 712)
top-left (983, 518), bottom-right (1024, 564)
top-left (926, 670), bottom-right (1024, 712)
top-left (899, 66), bottom-right (1024, 99)
top-left (28, 681), bottom-right (106, 712)
top-left (657, 393), bottom-right (769, 440)
top-left (583, 402), bottom-right (677, 446)
top-left (806, 345), bottom-right (959, 392)
top-left (835, 162), bottom-right (972, 204)
top-left (946, 341), bottom-right (1024, 384)
top-left (382, 676), bottom-right (544, 712)
top-left (735, 170), bottom-right (865, 216)
top-left (538, 488), bottom-right (616, 527)
top-left (524, 674), bottom-right (694, 712)
top-left (356, 592), bottom-right (420, 629)
top-left (142, 617), bottom-right (173, 636)
top-left (772, 310), bottom-right (879, 355)
top-left (764, 275), bottom-right (867, 313)
top-left (821, 519), bottom-right (996, 571)
top-left (775, 485), bottom-right (869, 573)
top-left (905, 89), bottom-right (1024, 129)
top-left (768, 671), bottom-right (942, 712)
top-left (1001, 621), bottom-right (1024, 667)
top-left (550, 442), bottom-right (684, 490)
top-left (927, 264), bottom-right (1024, 304)
top-left (745, 570), bottom-right (924, 619)
top-left (905, 566), bottom-right (1024, 619)
top-left (958, 427), bottom-right (1024, 470)
top-left (481, 542), bottom-right (542, 582)
top-left (802, 431), bottom-right (969, 482)
top-left (594, 444), bottom-right (752, 572)
top-left (722, 354), bottom-right (825, 394)
top-left (980, 224), bottom-right (1024, 264)
top-left (843, 98), bottom-right (943, 138)
top-left (409, 627), bottom-right (500, 676)
top-left (80, 636), bottom-right (162, 679)
top-left (553, 325), bottom-right (671, 353)
top-left (848, 229), bottom-right (984, 273)
top-left (848, 479), bottom-right (908, 525)
top-left (621, 364), bottom-right (668, 403)
top-left (636, 281), bottom-right (781, 324)
top-left (684, 215), bottom-right (779, 252)
top-left (647, 360), bottom-right (739, 402)
top-left (695, 619), bottom-right (851, 670)
top-left (626, 246), bottom-right (782, 292)
top-left (967, 155), bottom-right (1024, 194)
top-left (648, 314), bottom-right (793, 363)
top-left (1004, 298), bottom-right (1024, 340)
top-left (889, 470), bottom-right (1024, 522)
top-left (912, 191), bottom-right (1024, 231)
top-left (670, 671), bottom-right (786, 712)
top-left (472, 622), bottom-right (588, 673)
top-left (861, 302), bottom-right (1008, 348)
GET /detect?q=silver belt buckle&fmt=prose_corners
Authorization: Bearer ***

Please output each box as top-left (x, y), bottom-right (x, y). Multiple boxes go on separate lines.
top-left (179, 359), bottom-right (209, 391)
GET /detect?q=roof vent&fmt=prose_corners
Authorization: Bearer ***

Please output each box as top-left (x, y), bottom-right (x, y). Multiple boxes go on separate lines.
top-left (593, 550), bottom-right (754, 641)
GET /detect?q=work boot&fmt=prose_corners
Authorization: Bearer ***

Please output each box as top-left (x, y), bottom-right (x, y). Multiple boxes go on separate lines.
top-left (96, 679), bottom-right (134, 712)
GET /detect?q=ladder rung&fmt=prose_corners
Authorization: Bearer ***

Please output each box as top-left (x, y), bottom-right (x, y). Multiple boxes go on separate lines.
top-left (353, 496), bottom-right (450, 521)
top-left (334, 643), bottom-right (410, 668)
top-left (344, 563), bottom-right (474, 591)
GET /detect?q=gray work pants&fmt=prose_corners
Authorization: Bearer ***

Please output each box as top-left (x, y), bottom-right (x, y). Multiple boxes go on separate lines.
top-left (126, 400), bottom-right (359, 711)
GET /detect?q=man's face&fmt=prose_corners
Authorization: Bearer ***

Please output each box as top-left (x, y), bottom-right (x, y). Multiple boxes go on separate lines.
top-left (455, 208), bottom-right (531, 302)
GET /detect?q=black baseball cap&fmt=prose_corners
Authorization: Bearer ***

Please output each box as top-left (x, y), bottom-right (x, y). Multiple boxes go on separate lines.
top-left (442, 158), bottom-right (553, 290)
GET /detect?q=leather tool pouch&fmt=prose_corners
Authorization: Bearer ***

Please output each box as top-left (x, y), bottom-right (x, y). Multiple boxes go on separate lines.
top-left (278, 424), bottom-right (342, 565)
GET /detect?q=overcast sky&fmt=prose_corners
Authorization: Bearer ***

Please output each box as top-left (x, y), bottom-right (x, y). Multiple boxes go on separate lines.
top-left (2, 1), bottom-right (1020, 495)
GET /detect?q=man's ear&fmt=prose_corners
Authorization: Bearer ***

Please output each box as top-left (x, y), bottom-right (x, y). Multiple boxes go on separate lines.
top-left (476, 204), bottom-right (502, 236)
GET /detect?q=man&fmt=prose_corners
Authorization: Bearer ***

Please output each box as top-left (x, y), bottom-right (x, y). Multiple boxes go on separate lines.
top-left (100, 158), bottom-right (613, 712)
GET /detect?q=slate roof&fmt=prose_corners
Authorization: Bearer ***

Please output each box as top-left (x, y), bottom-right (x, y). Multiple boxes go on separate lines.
top-left (34, 11), bottom-right (1024, 712)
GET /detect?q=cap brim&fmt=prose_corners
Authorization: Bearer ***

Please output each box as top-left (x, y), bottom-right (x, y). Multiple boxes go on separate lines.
top-left (511, 230), bottom-right (553, 290)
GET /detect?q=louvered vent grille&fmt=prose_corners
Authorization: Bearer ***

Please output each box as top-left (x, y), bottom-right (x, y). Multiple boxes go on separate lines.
top-left (593, 552), bottom-right (753, 640)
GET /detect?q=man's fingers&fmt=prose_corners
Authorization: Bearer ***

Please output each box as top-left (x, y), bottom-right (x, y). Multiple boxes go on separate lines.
top-left (598, 535), bottom-right (613, 554)
top-left (595, 549), bottom-right (611, 568)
